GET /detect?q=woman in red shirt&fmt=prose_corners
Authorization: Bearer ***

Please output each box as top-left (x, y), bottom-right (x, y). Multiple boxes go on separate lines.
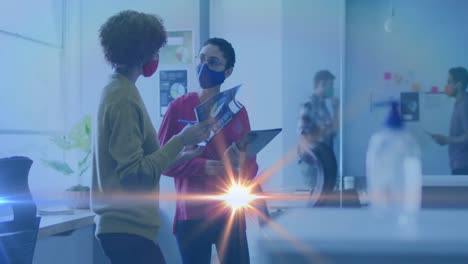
top-left (158, 38), bottom-right (258, 264)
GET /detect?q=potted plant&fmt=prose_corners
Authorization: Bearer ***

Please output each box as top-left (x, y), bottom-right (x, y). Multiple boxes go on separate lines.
top-left (42, 115), bottom-right (92, 209)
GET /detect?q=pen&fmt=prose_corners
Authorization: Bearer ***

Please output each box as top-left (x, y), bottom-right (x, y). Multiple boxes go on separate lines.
top-left (178, 119), bottom-right (197, 125)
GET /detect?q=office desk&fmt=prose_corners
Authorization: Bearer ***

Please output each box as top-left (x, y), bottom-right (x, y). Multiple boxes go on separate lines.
top-left (0, 209), bottom-right (95, 239)
top-left (37, 209), bottom-right (95, 238)
top-left (257, 208), bottom-right (468, 264)
top-left (0, 209), bottom-right (100, 264)
top-left (266, 176), bottom-right (468, 210)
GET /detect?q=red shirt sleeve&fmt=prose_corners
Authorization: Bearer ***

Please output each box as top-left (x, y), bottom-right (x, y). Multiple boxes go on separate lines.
top-left (158, 99), bottom-right (207, 178)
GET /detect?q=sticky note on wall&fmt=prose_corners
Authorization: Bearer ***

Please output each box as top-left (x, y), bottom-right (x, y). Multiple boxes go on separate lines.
top-left (411, 83), bottom-right (421, 91)
top-left (384, 72), bottom-right (392, 80)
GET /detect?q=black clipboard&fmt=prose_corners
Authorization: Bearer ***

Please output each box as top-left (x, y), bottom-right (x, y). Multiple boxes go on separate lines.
top-left (237, 128), bottom-right (282, 158)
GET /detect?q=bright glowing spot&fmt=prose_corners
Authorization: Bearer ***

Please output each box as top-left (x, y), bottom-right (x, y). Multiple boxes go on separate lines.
top-left (0, 198), bottom-right (8, 205)
top-left (223, 185), bottom-right (255, 210)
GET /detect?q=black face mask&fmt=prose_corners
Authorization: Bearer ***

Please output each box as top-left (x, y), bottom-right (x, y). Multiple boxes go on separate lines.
top-left (197, 63), bottom-right (226, 89)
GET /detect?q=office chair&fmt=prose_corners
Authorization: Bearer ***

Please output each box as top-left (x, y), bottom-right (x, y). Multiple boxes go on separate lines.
top-left (0, 156), bottom-right (41, 264)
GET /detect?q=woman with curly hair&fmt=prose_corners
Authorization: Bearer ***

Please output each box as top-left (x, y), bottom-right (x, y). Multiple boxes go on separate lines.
top-left (92, 10), bottom-right (212, 264)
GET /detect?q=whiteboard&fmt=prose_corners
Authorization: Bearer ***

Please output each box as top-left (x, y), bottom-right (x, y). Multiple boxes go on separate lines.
top-left (0, 0), bottom-right (63, 47)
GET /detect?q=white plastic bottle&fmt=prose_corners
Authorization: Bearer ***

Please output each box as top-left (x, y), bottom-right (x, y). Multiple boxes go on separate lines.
top-left (366, 102), bottom-right (422, 227)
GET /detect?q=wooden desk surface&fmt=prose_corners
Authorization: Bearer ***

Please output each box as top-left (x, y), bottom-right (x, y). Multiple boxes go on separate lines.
top-left (37, 209), bottom-right (95, 239)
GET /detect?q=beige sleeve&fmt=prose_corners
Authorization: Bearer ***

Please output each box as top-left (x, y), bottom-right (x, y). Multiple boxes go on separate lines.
top-left (106, 102), bottom-right (184, 189)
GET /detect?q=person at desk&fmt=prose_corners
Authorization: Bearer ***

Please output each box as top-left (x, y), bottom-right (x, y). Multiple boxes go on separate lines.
top-left (429, 67), bottom-right (468, 175)
top-left (92, 11), bottom-right (212, 264)
top-left (158, 38), bottom-right (258, 264)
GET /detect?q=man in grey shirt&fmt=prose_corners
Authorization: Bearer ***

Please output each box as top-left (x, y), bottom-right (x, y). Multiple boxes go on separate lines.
top-left (430, 67), bottom-right (468, 175)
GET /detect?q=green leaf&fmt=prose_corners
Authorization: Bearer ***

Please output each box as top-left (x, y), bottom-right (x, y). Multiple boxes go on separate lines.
top-left (43, 115), bottom-right (92, 178)
top-left (78, 150), bottom-right (91, 168)
top-left (50, 135), bottom-right (73, 150)
top-left (84, 116), bottom-right (92, 138)
top-left (66, 115), bottom-right (92, 152)
top-left (41, 159), bottom-right (74, 175)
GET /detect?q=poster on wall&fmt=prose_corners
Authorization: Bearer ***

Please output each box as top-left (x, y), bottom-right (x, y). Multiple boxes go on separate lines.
top-left (400, 92), bottom-right (419, 122)
top-left (160, 70), bottom-right (187, 117)
top-left (159, 31), bottom-right (193, 64)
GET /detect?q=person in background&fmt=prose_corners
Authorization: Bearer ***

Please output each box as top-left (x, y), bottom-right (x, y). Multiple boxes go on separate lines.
top-left (297, 70), bottom-right (340, 203)
top-left (92, 10), bottom-right (212, 264)
top-left (298, 70), bottom-right (340, 153)
top-left (429, 67), bottom-right (468, 175)
top-left (158, 37), bottom-right (258, 264)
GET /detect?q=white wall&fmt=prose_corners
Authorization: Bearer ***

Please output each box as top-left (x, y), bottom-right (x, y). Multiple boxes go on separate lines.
top-left (0, 0), bottom-right (64, 132)
top-left (210, 0), bottom-right (284, 189)
top-left (0, 0), bottom-right (81, 202)
top-left (282, 0), bottom-right (345, 188)
top-left (0, 1), bottom-right (99, 262)
top-left (0, 0), bottom-right (63, 47)
top-left (344, 0), bottom-right (468, 176)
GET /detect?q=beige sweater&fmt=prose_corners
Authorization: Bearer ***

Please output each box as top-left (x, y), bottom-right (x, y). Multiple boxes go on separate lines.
top-left (91, 73), bottom-right (184, 243)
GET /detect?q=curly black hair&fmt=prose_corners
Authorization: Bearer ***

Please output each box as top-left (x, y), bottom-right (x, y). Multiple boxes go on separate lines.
top-left (202, 38), bottom-right (236, 69)
top-left (99, 10), bottom-right (167, 68)
top-left (314, 70), bottom-right (335, 86)
top-left (449, 67), bottom-right (468, 90)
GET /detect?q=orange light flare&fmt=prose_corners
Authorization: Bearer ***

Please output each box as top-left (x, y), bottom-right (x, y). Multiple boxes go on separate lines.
top-left (220, 183), bottom-right (258, 211)
top-left (27, 189), bottom-right (434, 210)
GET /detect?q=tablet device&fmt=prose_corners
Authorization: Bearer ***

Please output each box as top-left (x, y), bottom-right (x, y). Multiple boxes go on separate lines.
top-left (237, 128), bottom-right (282, 158)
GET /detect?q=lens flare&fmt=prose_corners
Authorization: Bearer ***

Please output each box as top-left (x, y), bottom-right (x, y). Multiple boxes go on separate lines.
top-left (0, 198), bottom-right (8, 204)
top-left (222, 184), bottom-right (255, 210)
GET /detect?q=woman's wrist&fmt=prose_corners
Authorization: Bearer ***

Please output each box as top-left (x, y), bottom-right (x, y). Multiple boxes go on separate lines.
top-left (176, 133), bottom-right (188, 146)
